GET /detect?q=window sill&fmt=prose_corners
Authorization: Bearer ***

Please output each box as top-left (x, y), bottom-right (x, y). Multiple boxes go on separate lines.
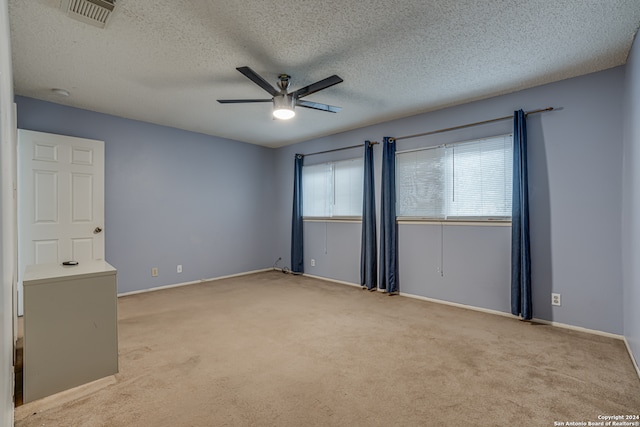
top-left (397, 218), bottom-right (511, 226)
top-left (303, 217), bottom-right (362, 223)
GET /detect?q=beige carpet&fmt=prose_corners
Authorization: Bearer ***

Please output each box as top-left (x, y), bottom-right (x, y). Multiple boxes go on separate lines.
top-left (15, 271), bottom-right (640, 426)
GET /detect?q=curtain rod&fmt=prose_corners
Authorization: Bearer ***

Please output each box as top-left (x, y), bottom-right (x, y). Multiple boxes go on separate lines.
top-left (302, 141), bottom-right (379, 157)
top-left (391, 107), bottom-right (555, 142)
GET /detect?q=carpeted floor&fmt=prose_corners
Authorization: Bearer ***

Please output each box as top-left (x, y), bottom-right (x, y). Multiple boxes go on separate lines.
top-left (15, 271), bottom-right (640, 426)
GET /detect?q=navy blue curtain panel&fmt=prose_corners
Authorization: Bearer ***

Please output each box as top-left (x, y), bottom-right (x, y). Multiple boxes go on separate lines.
top-left (379, 137), bottom-right (398, 293)
top-left (360, 141), bottom-right (377, 290)
top-left (291, 154), bottom-right (304, 274)
top-left (511, 110), bottom-right (532, 319)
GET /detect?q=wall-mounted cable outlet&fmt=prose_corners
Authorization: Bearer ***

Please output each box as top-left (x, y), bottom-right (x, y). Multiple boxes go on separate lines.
top-left (552, 293), bottom-right (561, 306)
top-left (177, 265), bottom-right (182, 273)
top-left (151, 267), bottom-right (158, 277)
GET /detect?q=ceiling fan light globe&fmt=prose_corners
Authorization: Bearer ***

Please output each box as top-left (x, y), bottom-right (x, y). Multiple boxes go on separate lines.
top-left (273, 94), bottom-right (296, 120)
top-left (273, 108), bottom-right (295, 120)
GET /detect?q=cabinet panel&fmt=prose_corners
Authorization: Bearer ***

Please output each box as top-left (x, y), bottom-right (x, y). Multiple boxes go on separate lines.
top-left (23, 261), bottom-right (118, 403)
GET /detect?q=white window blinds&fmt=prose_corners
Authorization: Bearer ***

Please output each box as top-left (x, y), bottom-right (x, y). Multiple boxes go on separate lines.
top-left (396, 134), bottom-right (513, 220)
top-left (302, 162), bottom-right (333, 217)
top-left (397, 146), bottom-right (446, 218)
top-left (303, 157), bottom-right (363, 217)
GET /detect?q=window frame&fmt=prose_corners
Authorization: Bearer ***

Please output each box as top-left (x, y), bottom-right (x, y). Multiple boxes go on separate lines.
top-left (395, 133), bottom-right (514, 223)
top-left (302, 156), bottom-right (364, 221)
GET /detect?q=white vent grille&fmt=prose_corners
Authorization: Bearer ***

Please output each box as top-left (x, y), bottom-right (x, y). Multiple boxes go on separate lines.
top-left (61, 0), bottom-right (116, 29)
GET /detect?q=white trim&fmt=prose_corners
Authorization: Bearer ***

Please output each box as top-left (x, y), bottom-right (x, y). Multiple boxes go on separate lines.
top-left (303, 218), bottom-right (362, 223)
top-left (303, 273), bottom-right (362, 289)
top-left (302, 276), bottom-right (628, 343)
top-left (15, 376), bottom-right (116, 422)
top-left (398, 219), bottom-right (511, 226)
top-left (399, 291), bottom-right (519, 318)
top-left (117, 268), bottom-right (273, 297)
top-left (623, 337), bottom-right (640, 380)
top-left (0, 0), bottom-right (15, 424)
top-left (528, 317), bottom-right (623, 340)
top-left (400, 291), bottom-right (623, 339)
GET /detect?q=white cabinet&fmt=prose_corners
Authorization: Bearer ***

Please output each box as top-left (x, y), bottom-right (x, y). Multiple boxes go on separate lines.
top-left (23, 261), bottom-right (118, 403)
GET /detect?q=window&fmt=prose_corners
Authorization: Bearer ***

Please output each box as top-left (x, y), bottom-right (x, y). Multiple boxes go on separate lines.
top-left (396, 134), bottom-right (513, 220)
top-left (303, 157), bottom-right (363, 217)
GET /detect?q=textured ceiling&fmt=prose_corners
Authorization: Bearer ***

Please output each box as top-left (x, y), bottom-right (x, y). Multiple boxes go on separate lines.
top-left (8, 0), bottom-right (640, 148)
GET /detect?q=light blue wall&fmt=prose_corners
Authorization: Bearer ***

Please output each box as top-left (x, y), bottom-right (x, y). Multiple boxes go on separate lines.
top-left (622, 31), bottom-right (640, 370)
top-left (272, 135), bottom-right (383, 286)
top-left (304, 221), bottom-right (362, 284)
top-left (399, 224), bottom-right (512, 312)
top-left (273, 67), bottom-right (626, 335)
top-left (15, 65), bottom-right (629, 336)
top-left (15, 96), bottom-right (276, 294)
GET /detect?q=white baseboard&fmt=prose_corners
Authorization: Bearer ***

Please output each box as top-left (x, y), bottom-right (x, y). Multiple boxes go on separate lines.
top-left (381, 284), bottom-right (635, 379)
top-left (15, 376), bottom-right (116, 421)
top-left (117, 268), bottom-right (273, 297)
top-left (400, 291), bottom-right (625, 340)
top-left (302, 273), bottom-right (388, 293)
top-left (528, 318), bottom-right (623, 340)
top-left (623, 337), bottom-right (640, 380)
top-left (399, 291), bottom-right (519, 319)
top-left (301, 274), bottom-right (629, 342)
top-left (303, 273), bottom-right (362, 289)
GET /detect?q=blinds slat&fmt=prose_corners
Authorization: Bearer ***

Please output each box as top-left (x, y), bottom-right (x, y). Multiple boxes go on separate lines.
top-left (397, 135), bottom-right (513, 219)
top-left (303, 157), bottom-right (363, 218)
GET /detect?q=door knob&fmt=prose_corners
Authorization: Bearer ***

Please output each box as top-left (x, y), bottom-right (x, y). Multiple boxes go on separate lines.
top-left (94, 227), bottom-right (103, 234)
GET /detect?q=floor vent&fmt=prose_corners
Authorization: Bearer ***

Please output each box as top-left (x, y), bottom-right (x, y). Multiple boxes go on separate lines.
top-left (61, 0), bottom-right (116, 29)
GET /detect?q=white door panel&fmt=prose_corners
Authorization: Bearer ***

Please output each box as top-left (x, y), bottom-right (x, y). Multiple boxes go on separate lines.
top-left (33, 240), bottom-right (59, 264)
top-left (18, 130), bottom-right (105, 314)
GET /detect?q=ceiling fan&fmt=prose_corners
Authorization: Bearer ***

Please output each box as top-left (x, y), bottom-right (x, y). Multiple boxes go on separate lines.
top-left (217, 66), bottom-right (343, 120)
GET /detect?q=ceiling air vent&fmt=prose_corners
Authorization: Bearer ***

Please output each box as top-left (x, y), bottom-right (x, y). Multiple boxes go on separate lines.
top-left (60, 0), bottom-right (116, 29)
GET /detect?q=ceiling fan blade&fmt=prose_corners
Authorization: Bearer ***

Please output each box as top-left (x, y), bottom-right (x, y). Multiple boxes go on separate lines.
top-left (296, 100), bottom-right (342, 113)
top-left (217, 99), bottom-right (273, 103)
top-left (291, 75), bottom-right (343, 99)
top-left (236, 66), bottom-right (279, 97)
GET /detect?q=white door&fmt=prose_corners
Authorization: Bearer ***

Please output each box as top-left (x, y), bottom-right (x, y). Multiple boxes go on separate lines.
top-left (18, 129), bottom-right (105, 314)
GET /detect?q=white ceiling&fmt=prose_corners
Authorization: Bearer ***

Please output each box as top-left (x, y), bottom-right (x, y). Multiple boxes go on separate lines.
top-left (8, 0), bottom-right (640, 148)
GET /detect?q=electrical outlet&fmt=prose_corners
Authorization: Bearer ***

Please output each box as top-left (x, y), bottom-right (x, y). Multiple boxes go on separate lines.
top-left (552, 293), bottom-right (561, 306)
top-left (311, 259), bottom-right (316, 267)
top-left (151, 267), bottom-right (158, 277)
top-left (177, 264), bottom-right (182, 273)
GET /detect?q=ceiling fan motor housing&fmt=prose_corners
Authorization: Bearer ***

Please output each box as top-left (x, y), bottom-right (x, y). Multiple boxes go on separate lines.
top-left (277, 74), bottom-right (291, 92)
top-left (273, 93), bottom-right (295, 110)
